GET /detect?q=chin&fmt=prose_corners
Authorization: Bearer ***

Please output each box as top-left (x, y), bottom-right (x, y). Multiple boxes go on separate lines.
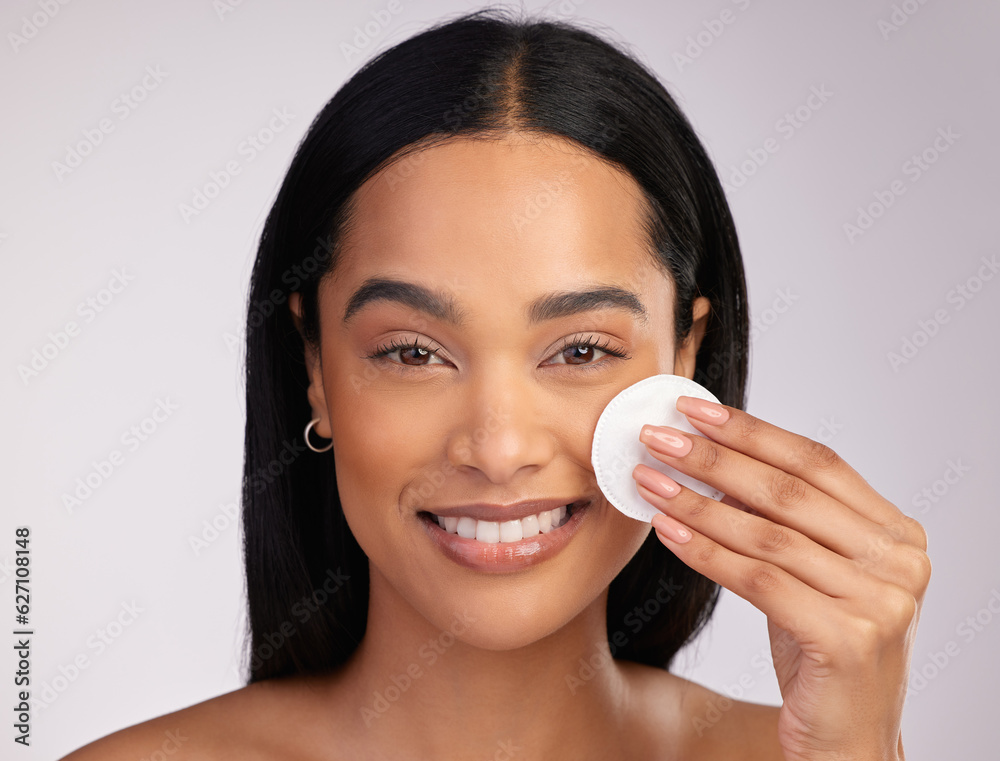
top-left (354, 494), bottom-right (651, 649)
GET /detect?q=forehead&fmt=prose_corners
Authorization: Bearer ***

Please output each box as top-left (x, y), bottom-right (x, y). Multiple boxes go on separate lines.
top-left (329, 134), bottom-right (667, 311)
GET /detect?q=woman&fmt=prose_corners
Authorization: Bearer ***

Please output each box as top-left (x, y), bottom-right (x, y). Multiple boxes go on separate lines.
top-left (64, 8), bottom-right (929, 760)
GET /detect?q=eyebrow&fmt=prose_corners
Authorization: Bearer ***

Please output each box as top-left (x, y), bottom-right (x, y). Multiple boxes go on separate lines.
top-left (342, 277), bottom-right (649, 327)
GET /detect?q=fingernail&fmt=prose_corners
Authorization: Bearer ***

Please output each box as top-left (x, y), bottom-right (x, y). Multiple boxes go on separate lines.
top-left (633, 464), bottom-right (681, 497)
top-left (640, 425), bottom-right (692, 457)
top-left (677, 395), bottom-right (729, 425)
top-left (652, 513), bottom-right (693, 544)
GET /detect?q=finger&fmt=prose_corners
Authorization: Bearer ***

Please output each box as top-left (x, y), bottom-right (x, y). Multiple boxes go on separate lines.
top-left (675, 396), bottom-right (905, 530)
top-left (645, 503), bottom-right (851, 650)
top-left (720, 493), bottom-right (761, 515)
top-left (651, 504), bottom-right (925, 673)
top-left (634, 476), bottom-right (873, 599)
top-left (639, 424), bottom-right (883, 563)
top-left (636, 429), bottom-right (932, 594)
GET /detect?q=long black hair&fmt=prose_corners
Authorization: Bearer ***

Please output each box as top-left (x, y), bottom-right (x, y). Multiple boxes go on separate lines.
top-left (240, 6), bottom-right (749, 683)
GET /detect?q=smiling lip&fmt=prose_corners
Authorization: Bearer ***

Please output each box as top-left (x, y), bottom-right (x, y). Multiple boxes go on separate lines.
top-left (427, 498), bottom-right (584, 523)
top-left (419, 499), bottom-right (592, 574)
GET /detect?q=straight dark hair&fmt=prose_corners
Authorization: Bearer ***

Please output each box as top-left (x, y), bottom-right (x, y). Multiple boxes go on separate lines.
top-left (240, 7), bottom-right (749, 684)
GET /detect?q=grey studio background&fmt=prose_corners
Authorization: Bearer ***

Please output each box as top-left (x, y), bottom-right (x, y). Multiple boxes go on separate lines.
top-left (2, 0), bottom-right (998, 758)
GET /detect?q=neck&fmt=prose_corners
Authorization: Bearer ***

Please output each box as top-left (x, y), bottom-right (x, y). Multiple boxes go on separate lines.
top-left (330, 563), bottom-right (637, 759)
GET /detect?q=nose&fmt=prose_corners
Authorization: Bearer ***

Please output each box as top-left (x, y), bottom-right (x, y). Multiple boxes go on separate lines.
top-left (446, 377), bottom-right (557, 484)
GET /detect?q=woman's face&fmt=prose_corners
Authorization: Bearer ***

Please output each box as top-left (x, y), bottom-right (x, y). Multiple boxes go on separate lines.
top-left (295, 133), bottom-right (704, 649)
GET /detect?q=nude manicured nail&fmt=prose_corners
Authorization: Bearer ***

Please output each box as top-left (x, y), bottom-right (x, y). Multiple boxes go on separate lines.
top-left (633, 464), bottom-right (680, 497)
top-left (651, 513), bottom-right (692, 544)
top-left (640, 426), bottom-right (692, 457)
top-left (677, 395), bottom-right (729, 425)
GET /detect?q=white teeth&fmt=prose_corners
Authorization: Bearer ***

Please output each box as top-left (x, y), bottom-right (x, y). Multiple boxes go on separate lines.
top-left (538, 509), bottom-right (552, 533)
top-left (520, 514), bottom-right (539, 538)
top-left (475, 521), bottom-right (500, 543)
top-left (433, 505), bottom-right (574, 542)
top-left (456, 516), bottom-right (477, 539)
top-left (499, 520), bottom-right (523, 543)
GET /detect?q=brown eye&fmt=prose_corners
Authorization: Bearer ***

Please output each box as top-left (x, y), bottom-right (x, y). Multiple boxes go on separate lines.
top-left (366, 335), bottom-right (629, 371)
top-left (559, 344), bottom-right (603, 365)
top-left (397, 346), bottom-right (433, 366)
top-left (549, 336), bottom-right (630, 367)
top-left (366, 338), bottom-right (445, 367)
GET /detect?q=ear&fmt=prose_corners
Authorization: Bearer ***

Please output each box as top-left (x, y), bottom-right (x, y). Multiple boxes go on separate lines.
top-left (289, 292), bottom-right (331, 439)
top-left (673, 296), bottom-right (713, 380)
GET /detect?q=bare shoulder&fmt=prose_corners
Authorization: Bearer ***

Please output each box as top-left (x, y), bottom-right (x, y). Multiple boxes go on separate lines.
top-left (620, 661), bottom-right (783, 761)
top-left (59, 674), bottom-right (330, 761)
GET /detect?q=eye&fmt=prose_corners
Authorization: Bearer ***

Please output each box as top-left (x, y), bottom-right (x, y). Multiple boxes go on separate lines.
top-left (364, 334), bottom-right (631, 370)
top-left (549, 334), bottom-right (631, 368)
top-left (364, 337), bottom-right (446, 367)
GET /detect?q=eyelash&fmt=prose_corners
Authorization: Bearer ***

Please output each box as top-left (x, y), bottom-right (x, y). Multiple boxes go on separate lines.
top-left (364, 334), bottom-right (631, 370)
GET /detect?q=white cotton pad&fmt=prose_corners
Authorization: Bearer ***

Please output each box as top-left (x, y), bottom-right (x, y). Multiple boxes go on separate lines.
top-left (591, 374), bottom-right (725, 523)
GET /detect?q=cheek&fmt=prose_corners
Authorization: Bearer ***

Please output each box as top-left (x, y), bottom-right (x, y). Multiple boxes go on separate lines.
top-left (325, 366), bottom-right (444, 525)
top-left (593, 497), bottom-right (652, 565)
top-left (325, 370), bottom-right (402, 527)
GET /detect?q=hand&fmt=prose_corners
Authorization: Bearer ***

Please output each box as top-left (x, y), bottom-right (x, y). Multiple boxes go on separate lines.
top-left (631, 396), bottom-right (931, 761)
